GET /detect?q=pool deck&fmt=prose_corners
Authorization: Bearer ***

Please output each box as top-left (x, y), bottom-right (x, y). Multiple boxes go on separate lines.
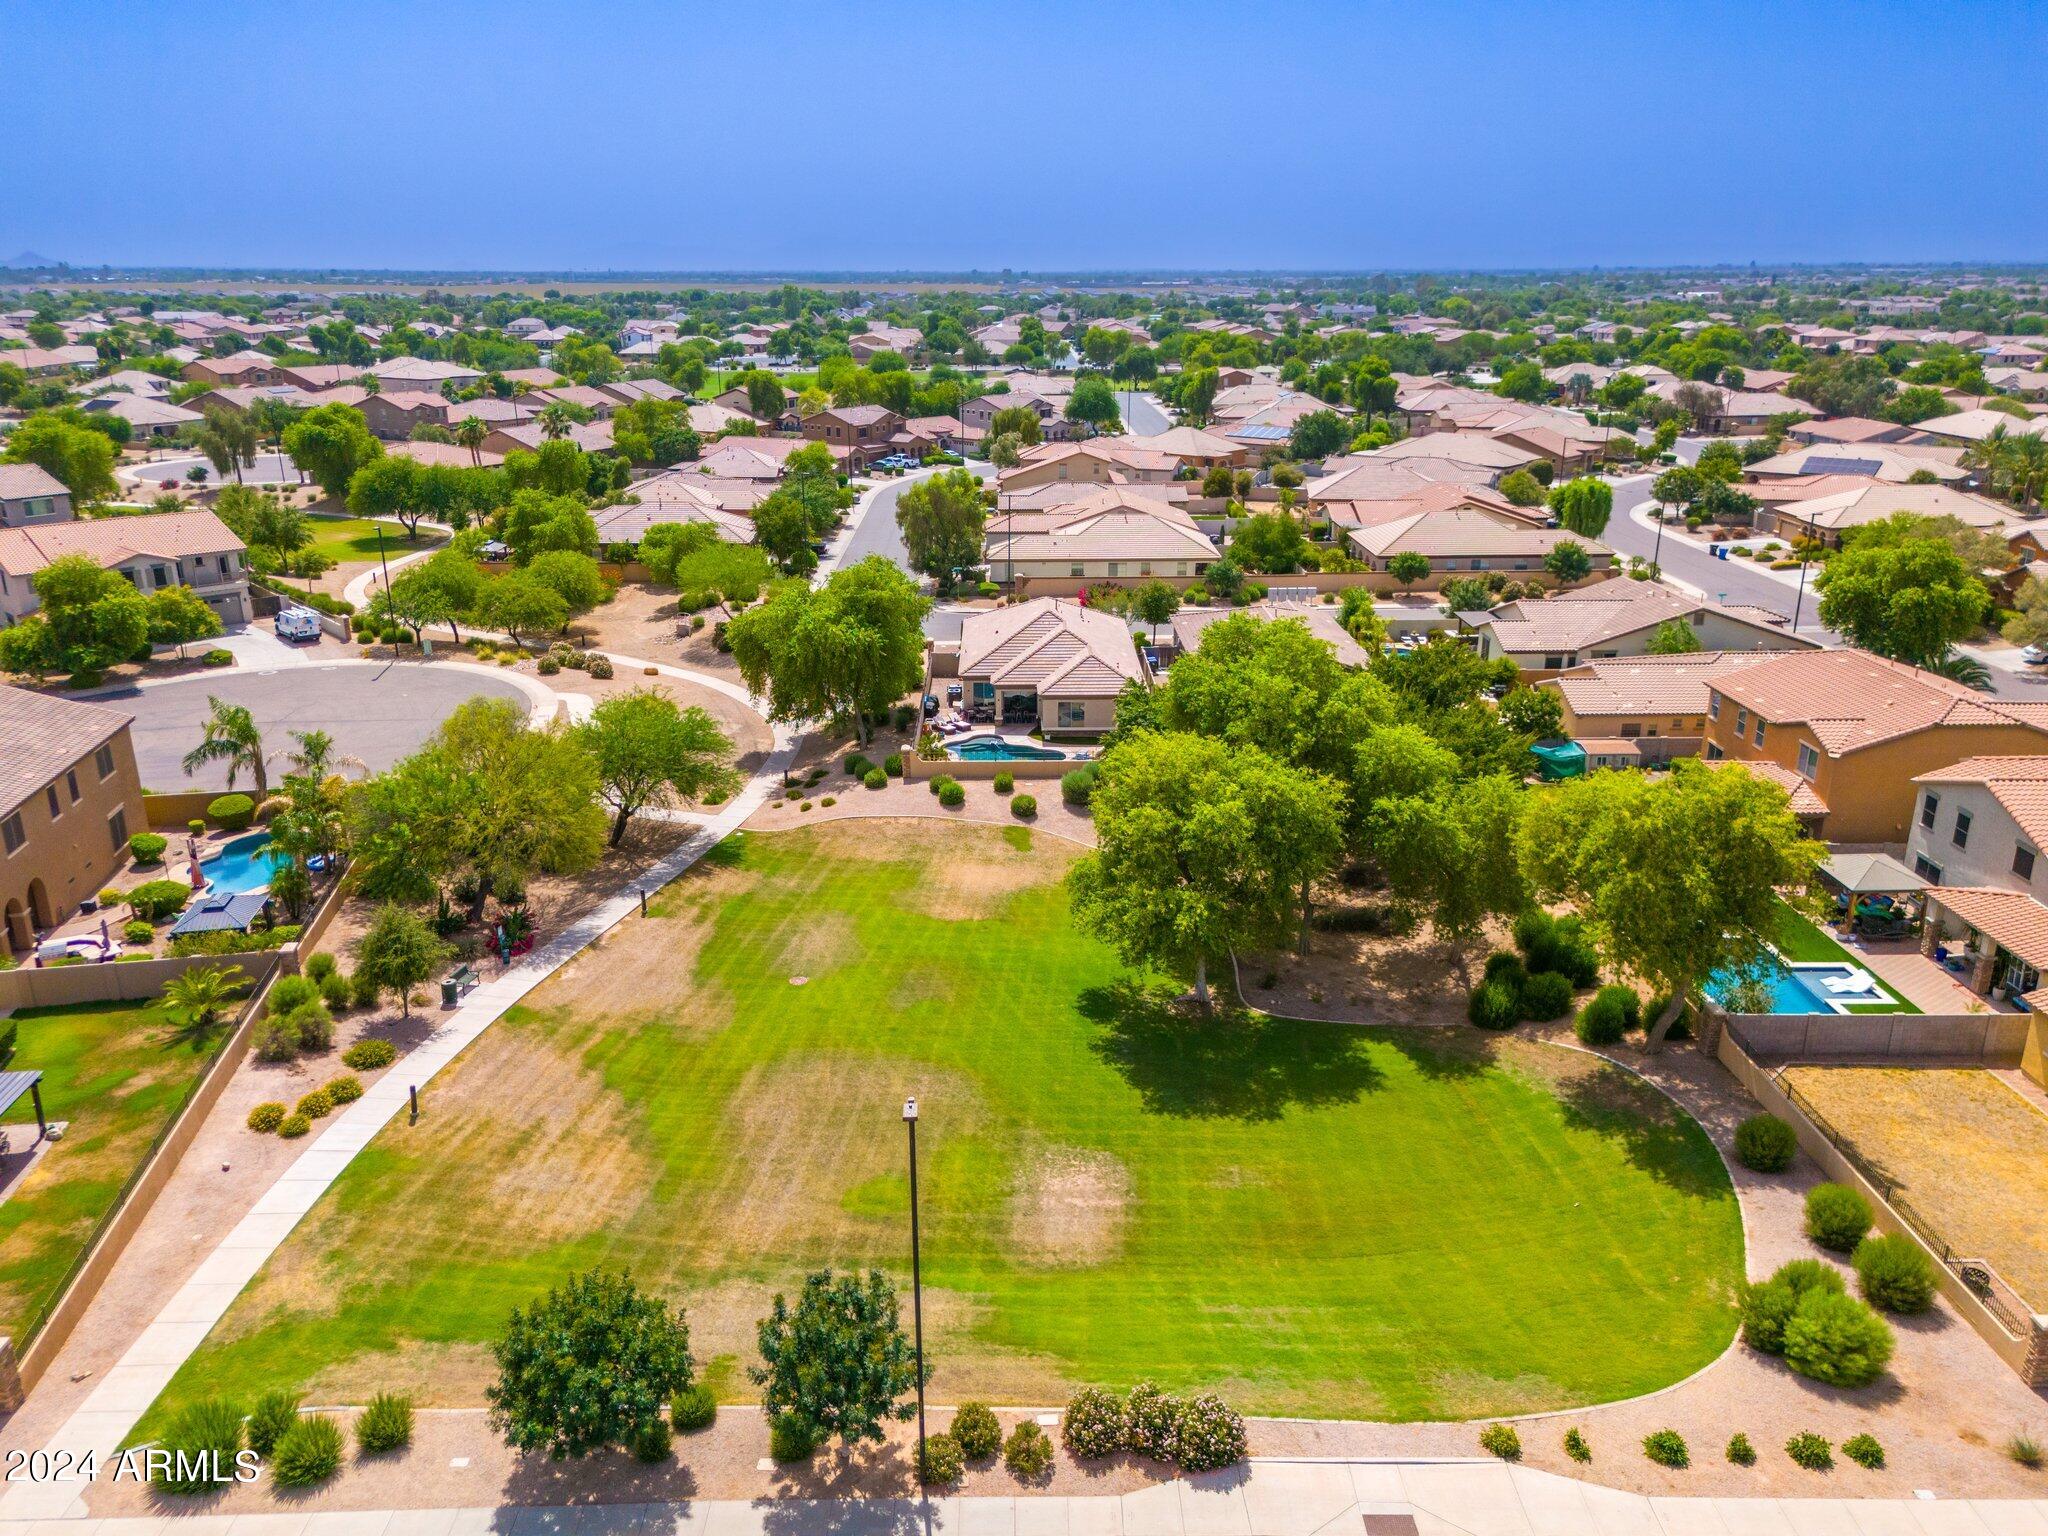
top-left (1853, 937), bottom-right (2005, 1013)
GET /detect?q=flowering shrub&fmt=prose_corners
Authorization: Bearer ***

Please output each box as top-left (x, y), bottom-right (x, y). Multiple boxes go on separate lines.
top-left (1060, 1387), bottom-right (1127, 1459)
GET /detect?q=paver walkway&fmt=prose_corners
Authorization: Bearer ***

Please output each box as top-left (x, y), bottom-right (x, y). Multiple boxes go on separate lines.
top-left (0, 660), bottom-right (796, 1524)
top-left (5, 1459), bottom-right (2048, 1534)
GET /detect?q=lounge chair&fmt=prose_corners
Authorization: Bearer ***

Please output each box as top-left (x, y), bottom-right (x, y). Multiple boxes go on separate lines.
top-left (1822, 970), bottom-right (1878, 996)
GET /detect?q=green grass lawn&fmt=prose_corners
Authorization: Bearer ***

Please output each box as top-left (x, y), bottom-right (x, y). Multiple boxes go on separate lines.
top-left (0, 998), bottom-right (232, 1345)
top-left (1768, 901), bottom-right (1920, 1013)
top-left (299, 514), bottom-right (437, 565)
top-left (140, 822), bottom-right (1741, 1428)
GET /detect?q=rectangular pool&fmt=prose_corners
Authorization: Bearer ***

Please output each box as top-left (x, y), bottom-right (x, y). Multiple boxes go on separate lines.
top-left (1707, 957), bottom-right (1904, 1015)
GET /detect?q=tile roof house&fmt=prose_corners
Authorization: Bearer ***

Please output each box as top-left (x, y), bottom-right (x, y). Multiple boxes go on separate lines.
top-left (1539, 651), bottom-right (1787, 767)
top-left (954, 597), bottom-right (1148, 737)
top-left (368, 356), bottom-right (483, 394)
top-left (0, 684), bottom-right (147, 956)
top-left (1168, 602), bottom-right (1376, 668)
top-left (996, 441), bottom-right (1180, 494)
top-left (1908, 409), bottom-right (2048, 448)
top-left (480, 419), bottom-right (615, 457)
top-left (1702, 650), bottom-right (2048, 842)
top-left (181, 350), bottom-right (286, 387)
top-left (78, 391), bottom-right (204, 439)
top-left (1743, 442), bottom-right (1968, 484)
top-left (0, 509), bottom-right (252, 626)
top-left (1758, 482), bottom-right (2031, 547)
top-left (0, 464), bottom-right (73, 529)
top-left (10, 344), bottom-right (100, 376)
top-left (1346, 508), bottom-right (1613, 584)
top-left (985, 488), bottom-right (1217, 593)
top-left (1786, 416), bottom-right (1913, 446)
top-left (1908, 757), bottom-right (2048, 902)
top-left (1463, 579), bottom-right (1813, 675)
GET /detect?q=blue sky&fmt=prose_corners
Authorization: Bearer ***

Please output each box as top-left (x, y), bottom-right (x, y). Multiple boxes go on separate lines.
top-left (5, 1), bottom-right (2045, 273)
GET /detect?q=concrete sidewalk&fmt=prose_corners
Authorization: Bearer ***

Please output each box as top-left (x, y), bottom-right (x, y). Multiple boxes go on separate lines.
top-left (6, 1458), bottom-right (2048, 1535)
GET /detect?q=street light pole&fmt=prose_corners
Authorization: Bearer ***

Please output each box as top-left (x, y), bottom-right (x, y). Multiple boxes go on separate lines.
top-left (1790, 549), bottom-right (1811, 633)
top-left (375, 523), bottom-right (392, 600)
top-left (903, 1096), bottom-right (928, 1476)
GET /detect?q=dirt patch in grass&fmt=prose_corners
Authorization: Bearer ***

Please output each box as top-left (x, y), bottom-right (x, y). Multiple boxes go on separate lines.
top-left (539, 860), bottom-right (756, 1028)
top-left (1243, 913), bottom-right (1507, 1026)
top-left (1007, 1145), bottom-right (1132, 1269)
top-left (1779, 1065), bottom-right (2048, 1310)
top-left (767, 817), bottom-right (1076, 920)
top-left (1424, 1367), bottom-right (1575, 1420)
top-left (768, 907), bottom-right (858, 979)
top-left (306, 1338), bottom-right (496, 1409)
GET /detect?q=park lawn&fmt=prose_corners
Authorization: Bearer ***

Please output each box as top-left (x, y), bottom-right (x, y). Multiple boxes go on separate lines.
top-left (299, 514), bottom-right (436, 565)
top-left (1769, 900), bottom-right (1921, 1013)
top-left (0, 998), bottom-right (232, 1346)
top-left (140, 821), bottom-right (1741, 1430)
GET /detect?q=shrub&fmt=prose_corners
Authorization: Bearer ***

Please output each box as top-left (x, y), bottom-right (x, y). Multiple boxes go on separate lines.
top-left (1060, 765), bottom-right (1099, 806)
top-left (844, 753), bottom-right (873, 778)
top-left (305, 952), bottom-right (338, 982)
top-left (1061, 1386), bottom-right (1127, 1459)
top-left (993, 770), bottom-right (1015, 794)
top-left (629, 1416), bottom-right (673, 1463)
top-left (884, 753), bottom-right (903, 777)
top-left (1171, 1394), bottom-right (1246, 1471)
top-left (863, 769), bottom-right (887, 790)
top-left (1011, 793), bottom-right (1037, 819)
top-left (268, 974), bottom-right (320, 1014)
top-left (669, 1383), bottom-right (717, 1433)
top-left (1125, 1382), bottom-right (1179, 1460)
top-left (1575, 985), bottom-right (1636, 1045)
top-left (284, 999), bottom-right (334, 1053)
top-left (271, 1413), bottom-right (345, 1487)
top-left (319, 971), bottom-right (352, 1011)
top-left (938, 780), bottom-right (966, 808)
top-left (123, 919), bottom-right (155, 946)
top-left (1843, 1433), bottom-right (1884, 1470)
top-left (253, 1015), bottom-right (300, 1063)
top-left (928, 773), bottom-right (951, 796)
top-left (247, 1389), bottom-right (301, 1458)
top-left (918, 1429), bottom-right (964, 1486)
top-left (1805, 1183), bottom-right (1873, 1252)
top-left (355, 1392), bottom-right (414, 1453)
top-left (325, 1073), bottom-right (363, 1104)
top-left (1642, 1429), bottom-right (1690, 1468)
top-left (1734, 1113), bottom-right (1798, 1173)
top-left (294, 1088), bottom-right (334, 1119)
top-left (152, 1397), bottom-right (245, 1495)
top-left (537, 656), bottom-right (560, 676)
top-left (586, 655), bottom-right (613, 680)
top-left (344, 1037), bottom-right (397, 1070)
top-left (208, 793), bottom-right (256, 831)
top-left (1519, 971), bottom-right (1574, 1021)
top-left (1726, 1432), bottom-right (1756, 1466)
top-left (1784, 1432), bottom-right (1833, 1471)
top-left (2008, 1434), bottom-right (2043, 1468)
top-left (127, 878), bottom-right (192, 920)
top-left (798, 801), bottom-right (812, 812)
top-left (1004, 1419), bottom-right (1054, 1478)
top-left (278, 1112), bottom-right (311, 1138)
top-left (1563, 1427), bottom-right (1591, 1463)
top-left (820, 796), bottom-right (836, 808)
top-left (768, 1412), bottom-right (817, 1462)
top-left (128, 832), bottom-right (169, 865)
top-left (1783, 1290), bottom-right (1894, 1388)
top-left (1468, 979), bottom-right (1520, 1031)
top-left (1740, 1259), bottom-right (1844, 1354)
top-left (1479, 1423), bottom-right (1522, 1461)
top-left (951, 1401), bottom-right (1001, 1460)
top-left (350, 969), bottom-right (383, 1010)
top-left (1482, 950), bottom-right (1527, 988)
top-left (247, 1102), bottom-right (285, 1133)
top-left (202, 648), bottom-right (234, 667)
top-left (1853, 1233), bottom-right (1937, 1313)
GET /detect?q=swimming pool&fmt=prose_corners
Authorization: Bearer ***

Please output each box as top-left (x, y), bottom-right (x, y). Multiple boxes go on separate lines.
top-left (1706, 957), bottom-right (1900, 1015)
top-left (948, 735), bottom-right (1070, 762)
top-left (199, 832), bottom-right (290, 894)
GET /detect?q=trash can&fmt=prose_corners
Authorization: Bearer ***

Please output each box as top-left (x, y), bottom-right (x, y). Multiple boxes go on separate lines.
top-left (440, 974), bottom-right (461, 1008)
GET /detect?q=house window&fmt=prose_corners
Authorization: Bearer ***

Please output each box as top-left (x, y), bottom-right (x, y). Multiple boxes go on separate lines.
top-left (1620, 724), bottom-right (1641, 738)
top-left (1752, 719), bottom-right (1765, 747)
top-left (45, 786), bottom-right (60, 818)
top-left (1954, 810), bottom-right (1972, 849)
top-left (1921, 792), bottom-right (1939, 829)
top-left (1106, 563), bottom-right (1121, 577)
top-left (1796, 742), bottom-right (1819, 780)
top-left (1913, 854), bottom-right (1943, 882)
top-left (1707, 692), bottom-right (1720, 720)
top-left (1057, 701), bottom-right (1086, 727)
top-left (1069, 565), bottom-right (1084, 578)
top-left (1542, 655), bottom-right (1566, 671)
top-left (972, 682), bottom-right (994, 701)
top-left (1468, 559), bottom-right (1484, 570)
top-left (95, 743), bottom-right (115, 778)
top-left (2017, 845), bottom-right (2038, 881)
top-left (1734, 708), bottom-right (1748, 735)
top-left (152, 563), bottom-right (170, 588)
top-left (1704, 742), bottom-right (1725, 760)
top-left (1, 813), bottom-right (22, 853)
top-left (108, 807), bottom-right (128, 851)
top-left (65, 769), bottom-right (79, 803)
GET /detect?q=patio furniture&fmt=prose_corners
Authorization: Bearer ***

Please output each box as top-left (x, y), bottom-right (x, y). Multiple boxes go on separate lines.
top-left (1822, 970), bottom-right (1879, 997)
top-left (440, 964), bottom-right (480, 1008)
top-left (1856, 912), bottom-right (1911, 940)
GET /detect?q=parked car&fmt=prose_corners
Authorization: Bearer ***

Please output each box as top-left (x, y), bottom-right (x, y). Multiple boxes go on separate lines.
top-left (275, 606), bottom-right (322, 642)
top-left (2023, 644), bottom-right (2048, 666)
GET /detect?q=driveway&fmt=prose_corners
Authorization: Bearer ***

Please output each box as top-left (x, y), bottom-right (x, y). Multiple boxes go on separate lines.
top-left (108, 660), bottom-right (537, 790)
top-left (1121, 390), bottom-right (1173, 435)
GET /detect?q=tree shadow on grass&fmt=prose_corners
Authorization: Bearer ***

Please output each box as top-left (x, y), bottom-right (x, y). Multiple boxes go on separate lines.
top-left (1080, 983), bottom-right (1383, 1122)
top-left (1379, 1027), bottom-right (1499, 1082)
top-left (1551, 1066), bottom-right (1734, 1201)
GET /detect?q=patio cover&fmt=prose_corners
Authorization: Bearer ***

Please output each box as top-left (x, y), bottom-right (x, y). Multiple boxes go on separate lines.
top-left (1926, 886), bottom-right (2048, 969)
top-left (1821, 851), bottom-right (1929, 895)
top-left (168, 889), bottom-right (270, 936)
top-left (0, 1070), bottom-right (47, 1135)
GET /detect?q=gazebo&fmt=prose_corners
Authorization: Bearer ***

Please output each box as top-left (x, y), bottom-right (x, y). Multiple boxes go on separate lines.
top-left (0, 1070), bottom-right (49, 1147)
top-left (1818, 852), bottom-right (1928, 938)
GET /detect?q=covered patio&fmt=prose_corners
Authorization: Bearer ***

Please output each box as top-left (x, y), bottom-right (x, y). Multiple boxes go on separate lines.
top-left (1819, 851), bottom-right (1927, 940)
top-left (1919, 886), bottom-right (2048, 1009)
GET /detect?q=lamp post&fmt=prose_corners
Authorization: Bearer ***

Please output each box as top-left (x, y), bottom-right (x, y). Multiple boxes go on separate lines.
top-left (375, 523), bottom-right (392, 601)
top-left (1789, 551), bottom-right (1811, 634)
top-left (903, 1096), bottom-right (928, 1476)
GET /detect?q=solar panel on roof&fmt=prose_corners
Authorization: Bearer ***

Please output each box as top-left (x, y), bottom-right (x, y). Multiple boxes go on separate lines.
top-left (1800, 456), bottom-right (1884, 476)
top-left (1231, 425), bottom-right (1290, 441)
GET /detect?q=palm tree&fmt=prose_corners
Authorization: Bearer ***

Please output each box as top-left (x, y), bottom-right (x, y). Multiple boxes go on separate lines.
top-left (1929, 648), bottom-right (1993, 692)
top-left (538, 403), bottom-right (573, 442)
top-left (182, 696), bottom-right (270, 798)
top-left (455, 416), bottom-right (489, 468)
top-left (160, 962), bottom-right (248, 1037)
top-left (282, 728), bottom-right (363, 781)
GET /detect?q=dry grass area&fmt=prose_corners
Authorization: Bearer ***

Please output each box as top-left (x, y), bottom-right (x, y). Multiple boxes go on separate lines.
top-left (1241, 906), bottom-right (1508, 1026)
top-left (1780, 1064), bottom-right (2048, 1309)
top-left (567, 581), bottom-right (746, 682)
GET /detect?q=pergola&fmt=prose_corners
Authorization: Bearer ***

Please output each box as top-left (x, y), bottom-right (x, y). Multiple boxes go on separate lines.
top-left (0, 1071), bottom-right (49, 1143)
top-left (1820, 852), bottom-right (1929, 898)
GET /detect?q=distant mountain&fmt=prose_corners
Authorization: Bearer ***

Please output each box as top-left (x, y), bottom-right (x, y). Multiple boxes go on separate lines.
top-left (1, 251), bottom-right (58, 269)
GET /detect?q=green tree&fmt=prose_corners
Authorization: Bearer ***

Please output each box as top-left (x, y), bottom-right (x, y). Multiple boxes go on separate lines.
top-left (526, 550), bottom-right (608, 628)
top-left (1494, 362), bottom-right (1547, 402)
top-left (1368, 774), bottom-right (1529, 944)
top-left (1652, 465), bottom-right (1703, 509)
top-left (894, 467), bottom-right (987, 584)
top-left (1068, 731), bottom-right (1344, 1008)
top-left (1521, 758), bottom-right (1825, 1049)
top-left (579, 689), bottom-right (738, 846)
top-left (481, 571), bottom-right (569, 644)
top-left (159, 962), bottom-right (248, 1033)
top-left (3, 415), bottom-right (118, 501)
top-left (1646, 617), bottom-right (1704, 654)
top-left (181, 695), bottom-right (269, 797)
top-left (1498, 469), bottom-right (1546, 507)
top-left (147, 585), bottom-right (224, 657)
top-left (1230, 512), bottom-right (1311, 573)
top-left (347, 454), bottom-right (438, 540)
top-left (752, 1270), bottom-right (919, 1448)
top-left (283, 403), bottom-right (381, 499)
top-left (1549, 477), bottom-right (1613, 538)
top-left (30, 554), bottom-right (149, 680)
top-left (987, 405), bottom-right (1043, 446)
top-left (192, 405), bottom-right (258, 485)
top-left (1288, 410), bottom-right (1350, 460)
top-left (742, 370), bottom-right (787, 422)
top-left (1497, 685), bottom-right (1562, 739)
top-left (726, 558), bottom-right (930, 746)
top-left (488, 1269), bottom-right (693, 1460)
top-left (1543, 539), bottom-right (1592, 584)
top-left (1388, 551), bottom-right (1432, 590)
top-left (502, 488), bottom-right (598, 563)
top-left (350, 903), bottom-right (450, 1020)
top-left (1789, 354), bottom-right (1895, 419)
top-left (0, 618), bottom-right (56, 680)
top-left (1816, 532), bottom-right (1989, 667)
top-left (1132, 580), bottom-right (1180, 642)
top-left (752, 493), bottom-right (821, 574)
top-left (1064, 378), bottom-right (1122, 433)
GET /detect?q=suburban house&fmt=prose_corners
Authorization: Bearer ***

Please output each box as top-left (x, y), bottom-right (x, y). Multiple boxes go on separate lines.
top-left (984, 488), bottom-right (1217, 592)
top-left (847, 324), bottom-right (923, 362)
top-left (1786, 416), bottom-right (1913, 447)
top-left (0, 509), bottom-right (252, 626)
top-left (0, 464), bottom-right (73, 528)
top-left (799, 405), bottom-right (902, 468)
top-left (358, 391), bottom-right (453, 439)
top-left (1169, 602), bottom-right (1374, 667)
top-left (0, 684), bottom-right (147, 957)
top-left (1348, 508), bottom-right (1613, 585)
top-left (1117, 426), bottom-right (1248, 469)
top-left (1906, 759), bottom-right (2048, 1007)
top-left (1463, 579), bottom-right (1812, 675)
top-left (952, 598), bottom-right (1147, 737)
top-left (1909, 409), bottom-right (2048, 449)
top-left (367, 357), bottom-right (482, 395)
top-left (960, 392), bottom-right (1069, 441)
top-left (1758, 482), bottom-right (2029, 547)
top-left (996, 441), bottom-right (1179, 494)
top-left (180, 351), bottom-right (286, 387)
top-left (1539, 651), bottom-right (1787, 768)
top-left (481, 419), bottom-right (615, 456)
top-left (10, 344), bottom-right (100, 376)
top-left (1743, 442), bottom-right (1968, 485)
top-left (78, 391), bottom-right (203, 439)
top-left (1699, 650), bottom-right (2048, 843)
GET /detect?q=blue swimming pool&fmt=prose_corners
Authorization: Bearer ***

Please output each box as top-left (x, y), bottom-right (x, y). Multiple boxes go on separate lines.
top-left (199, 831), bottom-right (290, 894)
top-left (1706, 957), bottom-right (1898, 1015)
top-left (948, 735), bottom-right (1070, 762)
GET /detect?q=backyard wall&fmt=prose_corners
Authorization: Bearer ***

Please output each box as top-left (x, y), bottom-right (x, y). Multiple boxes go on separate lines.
top-left (902, 753), bottom-right (1073, 783)
top-left (141, 790), bottom-right (226, 828)
top-left (1726, 1010), bottom-right (2027, 1065)
top-left (0, 950), bottom-right (283, 1012)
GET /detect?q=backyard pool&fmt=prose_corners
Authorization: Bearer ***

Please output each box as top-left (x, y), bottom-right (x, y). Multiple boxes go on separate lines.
top-left (1706, 956), bottom-right (1902, 1015)
top-left (198, 832), bottom-right (290, 894)
top-left (948, 735), bottom-right (1072, 762)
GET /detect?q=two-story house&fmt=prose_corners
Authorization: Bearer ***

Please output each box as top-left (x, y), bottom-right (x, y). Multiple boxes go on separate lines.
top-left (0, 685), bottom-right (147, 957)
top-left (0, 510), bottom-right (252, 627)
top-left (799, 406), bottom-right (903, 469)
top-left (0, 464), bottom-right (73, 528)
top-left (1908, 759), bottom-right (2048, 1011)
